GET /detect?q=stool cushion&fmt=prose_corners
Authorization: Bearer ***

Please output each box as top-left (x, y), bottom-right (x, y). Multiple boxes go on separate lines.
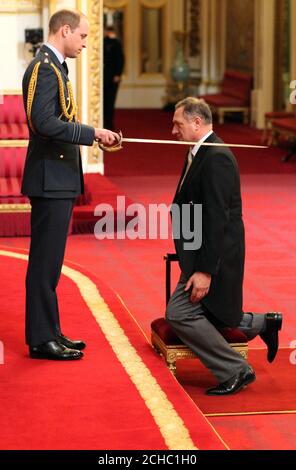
top-left (151, 318), bottom-right (184, 344)
top-left (151, 318), bottom-right (248, 345)
top-left (265, 112), bottom-right (294, 119)
top-left (201, 94), bottom-right (246, 107)
top-left (271, 118), bottom-right (296, 133)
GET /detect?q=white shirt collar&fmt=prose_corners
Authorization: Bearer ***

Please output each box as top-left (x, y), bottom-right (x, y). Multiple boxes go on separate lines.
top-left (45, 43), bottom-right (65, 64)
top-left (191, 130), bottom-right (214, 157)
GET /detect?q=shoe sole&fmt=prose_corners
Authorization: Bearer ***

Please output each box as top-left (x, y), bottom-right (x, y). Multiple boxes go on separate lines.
top-left (206, 372), bottom-right (256, 396)
top-left (29, 353), bottom-right (83, 360)
top-left (242, 373), bottom-right (256, 388)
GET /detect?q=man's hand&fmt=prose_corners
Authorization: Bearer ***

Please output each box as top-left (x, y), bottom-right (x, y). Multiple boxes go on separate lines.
top-left (184, 272), bottom-right (211, 303)
top-left (94, 128), bottom-right (120, 145)
top-left (113, 75), bottom-right (121, 83)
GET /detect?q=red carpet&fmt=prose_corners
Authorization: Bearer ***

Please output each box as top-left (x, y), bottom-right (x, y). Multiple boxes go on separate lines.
top-left (105, 109), bottom-right (296, 176)
top-left (1, 110), bottom-right (296, 449)
top-left (176, 349), bottom-right (296, 416)
top-left (0, 249), bottom-right (227, 450)
top-left (209, 414), bottom-right (296, 450)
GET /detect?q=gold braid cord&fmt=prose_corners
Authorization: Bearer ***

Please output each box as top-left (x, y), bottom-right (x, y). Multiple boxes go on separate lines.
top-left (26, 61), bottom-right (41, 133)
top-left (26, 61), bottom-right (77, 133)
top-left (50, 63), bottom-right (77, 121)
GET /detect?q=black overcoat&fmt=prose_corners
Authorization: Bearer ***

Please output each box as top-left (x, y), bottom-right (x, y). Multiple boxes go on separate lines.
top-left (173, 132), bottom-right (245, 327)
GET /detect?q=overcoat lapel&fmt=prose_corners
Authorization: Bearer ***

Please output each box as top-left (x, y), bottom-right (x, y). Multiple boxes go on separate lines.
top-left (174, 132), bottom-right (219, 201)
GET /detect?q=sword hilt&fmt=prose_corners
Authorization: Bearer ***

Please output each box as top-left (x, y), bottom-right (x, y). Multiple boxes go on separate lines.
top-left (98, 130), bottom-right (123, 152)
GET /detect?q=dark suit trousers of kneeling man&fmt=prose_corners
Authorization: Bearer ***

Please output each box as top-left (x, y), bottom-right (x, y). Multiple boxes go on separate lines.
top-left (166, 97), bottom-right (282, 395)
top-left (21, 9), bottom-right (118, 361)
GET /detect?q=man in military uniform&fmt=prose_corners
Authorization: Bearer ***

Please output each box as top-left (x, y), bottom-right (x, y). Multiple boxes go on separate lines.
top-left (22, 9), bottom-right (119, 360)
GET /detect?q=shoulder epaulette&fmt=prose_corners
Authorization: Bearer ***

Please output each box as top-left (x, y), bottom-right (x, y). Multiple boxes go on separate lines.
top-left (42, 51), bottom-right (50, 64)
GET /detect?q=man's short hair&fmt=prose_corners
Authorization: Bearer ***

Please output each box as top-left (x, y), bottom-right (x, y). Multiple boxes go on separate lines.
top-left (49, 9), bottom-right (86, 34)
top-left (175, 97), bottom-right (212, 124)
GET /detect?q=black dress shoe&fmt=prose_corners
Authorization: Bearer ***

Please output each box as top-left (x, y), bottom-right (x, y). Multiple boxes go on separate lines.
top-left (260, 312), bottom-right (282, 363)
top-left (206, 366), bottom-right (256, 396)
top-left (29, 340), bottom-right (83, 360)
top-left (57, 334), bottom-right (86, 351)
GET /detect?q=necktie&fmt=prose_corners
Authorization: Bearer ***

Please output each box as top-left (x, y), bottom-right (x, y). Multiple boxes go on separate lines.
top-left (178, 149), bottom-right (194, 191)
top-left (62, 61), bottom-right (69, 75)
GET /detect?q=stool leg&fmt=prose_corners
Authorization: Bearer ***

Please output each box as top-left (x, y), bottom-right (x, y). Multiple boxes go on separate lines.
top-left (153, 344), bottom-right (161, 355)
top-left (261, 119), bottom-right (268, 144)
top-left (269, 129), bottom-right (279, 146)
top-left (282, 148), bottom-right (296, 162)
top-left (167, 360), bottom-right (177, 376)
top-left (243, 110), bottom-right (249, 125)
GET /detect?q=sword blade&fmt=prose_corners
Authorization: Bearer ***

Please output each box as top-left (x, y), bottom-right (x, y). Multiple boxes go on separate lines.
top-left (121, 137), bottom-right (267, 149)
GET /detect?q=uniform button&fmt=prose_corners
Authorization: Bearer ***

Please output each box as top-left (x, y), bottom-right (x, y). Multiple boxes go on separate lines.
top-left (60, 154), bottom-right (64, 159)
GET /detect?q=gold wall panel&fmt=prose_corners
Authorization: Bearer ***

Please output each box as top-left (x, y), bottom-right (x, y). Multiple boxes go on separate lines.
top-left (88, 0), bottom-right (102, 161)
top-left (226, 0), bottom-right (254, 73)
top-left (140, 0), bottom-right (166, 7)
top-left (104, 0), bottom-right (128, 7)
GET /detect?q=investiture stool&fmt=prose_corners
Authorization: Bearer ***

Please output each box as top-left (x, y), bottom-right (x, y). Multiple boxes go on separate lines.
top-left (21, 9), bottom-right (118, 361)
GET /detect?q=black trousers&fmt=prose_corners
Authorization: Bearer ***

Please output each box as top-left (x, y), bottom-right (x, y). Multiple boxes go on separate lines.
top-left (25, 197), bottom-right (75, 346)
top-left (103, 81), bottom-right (119, 130)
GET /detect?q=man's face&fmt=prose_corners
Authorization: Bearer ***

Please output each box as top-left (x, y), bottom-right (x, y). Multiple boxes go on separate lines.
top-left (63, 17), bottom-right (89, 58)
top-left (172, 107), bottom-right (201, 142)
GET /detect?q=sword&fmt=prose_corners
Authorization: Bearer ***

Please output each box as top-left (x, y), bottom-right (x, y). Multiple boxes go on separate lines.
top-left (97, 132), bottom-right (268, 152)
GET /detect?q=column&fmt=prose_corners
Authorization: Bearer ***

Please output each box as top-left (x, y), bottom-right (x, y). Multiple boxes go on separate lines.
top-left (252, 0), bottom-right (275, 128)
top-left (200, 0), bottom-right (226, 94)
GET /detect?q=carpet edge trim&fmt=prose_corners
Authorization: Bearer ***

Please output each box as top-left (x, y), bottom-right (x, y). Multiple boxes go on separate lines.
top-left (205, 410), bottom-right (296, 417)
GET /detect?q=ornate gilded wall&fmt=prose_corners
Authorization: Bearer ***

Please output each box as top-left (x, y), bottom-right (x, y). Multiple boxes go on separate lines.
top-left (225, 0), bottom-right (254, 72)
top-left (188, 0), bottom-right (200, 57)
top-left (274, 0), bottom-right (290, 109)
